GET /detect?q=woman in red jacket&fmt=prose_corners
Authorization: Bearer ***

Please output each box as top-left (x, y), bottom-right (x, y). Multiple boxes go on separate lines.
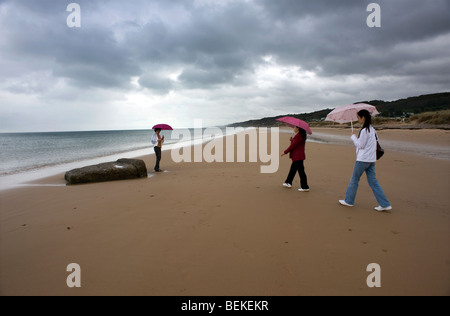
top-left (281, 126), bottom-right (310, 192)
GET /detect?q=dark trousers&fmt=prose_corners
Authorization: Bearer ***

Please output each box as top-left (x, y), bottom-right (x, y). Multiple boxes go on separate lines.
top-left (285, 160), bottom-right (309, 189)
top-left (154, 146), bottom-right (162, 171)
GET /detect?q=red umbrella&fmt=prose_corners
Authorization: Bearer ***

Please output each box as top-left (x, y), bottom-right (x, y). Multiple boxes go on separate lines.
top-left (276, 117), bottom-right (312, 135)
top-left (152, 124), bottom-right (173, 130)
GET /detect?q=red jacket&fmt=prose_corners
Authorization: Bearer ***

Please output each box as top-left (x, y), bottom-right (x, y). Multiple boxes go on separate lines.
top-left (284, 133), bottom-right (306, 161)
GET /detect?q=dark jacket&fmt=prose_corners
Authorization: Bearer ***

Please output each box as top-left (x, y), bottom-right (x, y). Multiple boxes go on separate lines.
top-left (284, 132), bottom-right (306, 161)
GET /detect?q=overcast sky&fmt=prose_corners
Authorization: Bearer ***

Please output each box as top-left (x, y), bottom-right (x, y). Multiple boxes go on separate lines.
top-left (0, 0), bottom-right (449, 132)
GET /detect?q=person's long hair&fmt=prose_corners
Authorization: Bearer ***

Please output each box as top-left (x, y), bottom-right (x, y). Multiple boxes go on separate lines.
top-left (357, 109), bottom-right (372, 135)
top-left (298, 127), bottom-right (307, 142)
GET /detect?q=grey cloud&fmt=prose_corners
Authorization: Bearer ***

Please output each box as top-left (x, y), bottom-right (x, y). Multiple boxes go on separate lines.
top-left (178, 66), bottom-right (236, 89)
top-left (138, 73), bottom-right (174, 94)
top-left (258, 0), bottom-right (364, 19)
top-left (5, 0), bottom-right (449, 90)
top-left (1, 0), bottom-right (449, 131)
top-left (50, 27), bottom-right (140, 89)
top-left (1, 1), bottom-right (140, 90)
top-left (254, 0), bottom-right (450, 77)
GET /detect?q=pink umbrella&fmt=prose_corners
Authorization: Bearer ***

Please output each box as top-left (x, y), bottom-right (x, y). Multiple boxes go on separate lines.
top-left (152, 124), bottom-right (173, 130)
top-left (276, 117), bottom-right (312, 135)
top-left (325, 103), bottom-right (380, 132)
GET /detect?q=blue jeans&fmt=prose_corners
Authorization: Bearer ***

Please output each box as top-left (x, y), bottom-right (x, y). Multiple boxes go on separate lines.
top-left (345, 161), bottom-right (391, 208)
top-left (154, 146), bottom-right (162, 171)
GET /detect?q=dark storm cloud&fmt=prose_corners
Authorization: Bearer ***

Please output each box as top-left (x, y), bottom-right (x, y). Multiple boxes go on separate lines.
top-left (1, 0), bottom-right (140, 90)
top-left (130, 0), bottom-right (450, 82)
top-left (1, 0), bottom-right (449, 131)
top-left (125, 1), bottom-right (266, 85)
top-left (178, 66), bottom-right (237, 88)
top-left (138, 73), bottom-right (174, 94)
top-left (255, 0), bottom-right (450, 76)
top-left (3, 0), bottom-right (449, 89)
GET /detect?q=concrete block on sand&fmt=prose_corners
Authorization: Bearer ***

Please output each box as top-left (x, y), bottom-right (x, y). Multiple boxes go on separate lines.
top-left (65, 158), bottom-right (147, 185)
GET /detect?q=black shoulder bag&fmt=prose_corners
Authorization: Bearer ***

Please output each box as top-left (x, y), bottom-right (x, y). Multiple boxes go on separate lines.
top-left (375, 133), bottom-right (384, 160)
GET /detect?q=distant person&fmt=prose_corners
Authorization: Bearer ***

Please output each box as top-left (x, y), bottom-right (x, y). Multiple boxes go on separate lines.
top-left (339, 110), bottom-right (392, 212)
top-left (151, 128), bottom-right (165, 172)
top-left (281, 126), bottom-right (310, 192)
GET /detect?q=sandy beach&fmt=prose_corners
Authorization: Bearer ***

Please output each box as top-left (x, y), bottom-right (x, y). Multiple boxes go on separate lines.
top-left (0, 127), bottom-right (449, 296)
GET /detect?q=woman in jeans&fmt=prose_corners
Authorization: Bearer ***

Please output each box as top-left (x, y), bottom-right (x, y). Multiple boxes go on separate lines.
top-left (281, 126), bottom-right (310, 192)
top-left (339, 110), bottom-right (392, 212)
top-left (151, 128), bottom-right (164, 172)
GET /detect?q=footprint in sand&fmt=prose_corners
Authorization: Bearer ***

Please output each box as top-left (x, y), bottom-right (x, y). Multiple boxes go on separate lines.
top-left (283, 265), bottom-right (294, 276)
top-left (8, 224), bottom-right (28, 233)
top-left (233, 242), bottom-right (253, 257)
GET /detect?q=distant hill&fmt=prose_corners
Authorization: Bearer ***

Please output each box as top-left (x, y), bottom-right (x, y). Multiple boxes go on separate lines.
top-left (228, 92), bottom-right (450, 127)
top-left (360, 92), bottom-right (450, 117)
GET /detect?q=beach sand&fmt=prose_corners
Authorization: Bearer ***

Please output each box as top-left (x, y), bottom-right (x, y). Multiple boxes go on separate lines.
top-left (0, 128), bottom-right (449, 296)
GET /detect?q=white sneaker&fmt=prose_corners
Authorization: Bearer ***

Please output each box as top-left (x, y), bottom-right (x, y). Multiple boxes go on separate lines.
top-left (339, 200), bottom-right (354, 207)
top-left (298, 188), bottom-right (310, 192)
top-left (374, 206), bottom-right (392, 212)
top-left (283, 183), bottom-right (292, 188)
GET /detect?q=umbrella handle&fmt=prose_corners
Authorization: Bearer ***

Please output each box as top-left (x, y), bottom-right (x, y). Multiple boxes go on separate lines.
top-left (351, 121), bottom-right (353, 133)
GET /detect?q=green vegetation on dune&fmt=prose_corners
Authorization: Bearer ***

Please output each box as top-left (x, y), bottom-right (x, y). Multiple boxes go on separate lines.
top-left (228, 92), bottom-right (450, 128)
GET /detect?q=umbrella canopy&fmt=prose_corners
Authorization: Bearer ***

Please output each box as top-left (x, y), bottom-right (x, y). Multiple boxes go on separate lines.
top-left (276, 117), bottom-right (312, 135)
top-left (152, 124), bottom-right (173, 131)
top-left (325, 103), bottom-right (380, 124)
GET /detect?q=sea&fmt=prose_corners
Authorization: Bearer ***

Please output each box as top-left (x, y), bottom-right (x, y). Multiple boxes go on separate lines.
top-left (0, 128), bottom-right (221, 190)
top-left (1, 128), bottom-right (448, 190)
